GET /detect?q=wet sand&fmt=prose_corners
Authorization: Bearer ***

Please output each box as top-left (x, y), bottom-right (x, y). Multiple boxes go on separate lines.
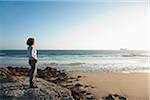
top-left (70, 72), bottom-right (150, 100)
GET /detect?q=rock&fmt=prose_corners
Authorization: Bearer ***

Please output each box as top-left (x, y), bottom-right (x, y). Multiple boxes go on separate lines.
top-left (67, 80), bottom-right (73, 83)
top-left (0, 68), bottom-right (16, 83)
top-left (80, 90), bottom-right (86, 94)
top-left (102, 94), bottom-right (114, 100)
top-left (7, 67), bottom-right (30, 76)
top-left (71, 83), bottom-right (90, 100)
top-left (37, 67), bottom-right (68, 84)
top-left (102, 94), bottom-right (127, 100)
top-left (91, 86), bottom-right (95, 88)
top-left (69, 77), bottom-right (75, 79)
top-left (84, 85), bottom-right (89, 88)
top-left (86, 92), bottom-right (92, 95)
top-left (75, 83), bottom-right (83, 87)
top-left (86, 95), bottom-right (96, 100)
top-left (0, 76), bottom-right (73, 99)
top-left (119, 96), bottom-right (127, 100)
top-left (77, 75), bottom-right (82, 78)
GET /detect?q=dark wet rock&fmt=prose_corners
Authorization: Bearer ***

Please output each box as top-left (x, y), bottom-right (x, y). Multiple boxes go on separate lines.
top-left (86, 92), bottom-right (92, 95)
top-left (67, 80), bottom-right (73, 83)
top-left (69, 77), bottom-right (75, 79)
top-left (71, 89), bottom-right (83, 100)
top-left (7, 67), bottom-right (30, 76)
top-left (77, 75), bottom-right (82, 78)
top-left (113, 94), bottom-right (119, 97)
top-left (75, 83), bottom-right (83, 87)
top-left (103, 94), bottom-right (127, 100)
top-left (119, 96), bottom-right (127, 100)
top-left (37, 67), bottom-right (68, 85)
top-left (91, 86), bottom-right (95, 88)
top-left (86, 95), bottom-right (96, 100)
top-left (84, 85), bottom-right (89, 88)
top-left (80, 90), bottom-right (86, 94)
top-left (0, 68), bottom-right (14, 83)
top-left (84, 85), bottom-right (95, 89)
top-left (70, 83), bottom-right (94, 100)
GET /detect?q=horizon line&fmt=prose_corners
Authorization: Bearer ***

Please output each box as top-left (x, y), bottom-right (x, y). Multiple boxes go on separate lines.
top-left (0, 49), bottom-right (148, 51)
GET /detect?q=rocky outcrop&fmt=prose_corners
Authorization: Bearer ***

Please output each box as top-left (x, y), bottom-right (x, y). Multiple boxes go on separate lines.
top-left (0, 67), bottom-right (96, 100)
top-left (0, 76), bottom-right (73, 100)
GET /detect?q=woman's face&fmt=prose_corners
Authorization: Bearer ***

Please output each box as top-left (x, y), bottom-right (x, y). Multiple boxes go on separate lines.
top-left (33, 39), bottom-right (35, 45)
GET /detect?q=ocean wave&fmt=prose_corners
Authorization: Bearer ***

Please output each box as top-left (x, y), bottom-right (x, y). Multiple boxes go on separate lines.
top-left (46, 62), bottom-right (86, 66)
top-left (67, 62), bottom-right (86, 66)
top-left (47, 63), bottom-right (150, 73)
top-left (121, 54), bottom-right (148, 57)
top-left (45, 61), bottom-right (148, 68)
top-left (0, 53), bottom-right (6, 56)
top-left (91, 53), bottom-right (148, 58)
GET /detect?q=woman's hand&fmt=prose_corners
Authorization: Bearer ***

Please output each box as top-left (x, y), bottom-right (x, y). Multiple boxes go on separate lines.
top-left (30, 57), bottom-right (38, 62)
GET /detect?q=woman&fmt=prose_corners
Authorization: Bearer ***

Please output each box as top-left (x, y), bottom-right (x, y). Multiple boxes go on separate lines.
top-left (26, 38), bottom-right (38, 88)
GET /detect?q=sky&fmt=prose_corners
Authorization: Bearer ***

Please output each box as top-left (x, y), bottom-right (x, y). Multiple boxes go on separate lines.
top-left (0, 0), bottom-right (148, 50)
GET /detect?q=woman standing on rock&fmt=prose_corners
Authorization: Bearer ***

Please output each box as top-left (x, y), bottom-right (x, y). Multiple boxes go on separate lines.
top-left (26, 38), bottom-right (38, 88)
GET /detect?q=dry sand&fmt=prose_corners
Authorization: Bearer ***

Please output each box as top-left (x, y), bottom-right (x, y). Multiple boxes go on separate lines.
top-left (70, 72), bottom-right (150, 100)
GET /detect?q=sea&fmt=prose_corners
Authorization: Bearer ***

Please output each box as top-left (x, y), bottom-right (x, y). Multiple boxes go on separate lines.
top-left (0, 50), bottom-right (149, 72)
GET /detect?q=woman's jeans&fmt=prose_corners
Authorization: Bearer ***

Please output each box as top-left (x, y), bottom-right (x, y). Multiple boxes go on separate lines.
top-left (29, 59), bottom-right (37, 87)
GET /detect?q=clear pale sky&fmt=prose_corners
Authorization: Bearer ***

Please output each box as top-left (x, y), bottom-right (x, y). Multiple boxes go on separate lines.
top-left (0, 0), bottom-right (148, 50)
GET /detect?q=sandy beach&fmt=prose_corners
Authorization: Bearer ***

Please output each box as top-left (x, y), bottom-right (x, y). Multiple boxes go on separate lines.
top-left (70, 72), bottom-right (150, 100)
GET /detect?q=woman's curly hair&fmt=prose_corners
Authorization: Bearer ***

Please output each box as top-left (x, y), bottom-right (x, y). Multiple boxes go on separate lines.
top-left (26, 38), bottom-right (34, 46)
